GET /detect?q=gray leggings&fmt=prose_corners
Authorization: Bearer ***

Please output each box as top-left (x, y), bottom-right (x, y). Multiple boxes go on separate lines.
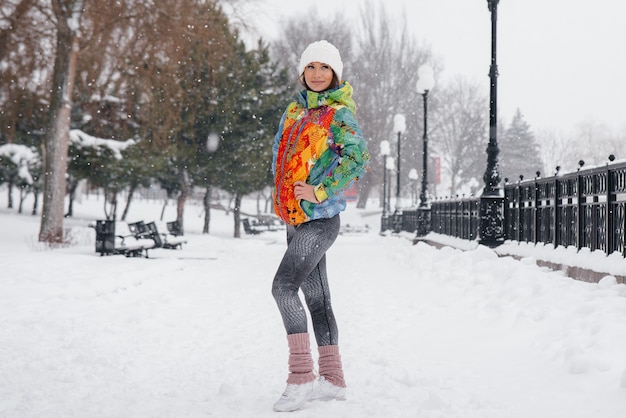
top-left (272, 215), bottom-right (341, 347)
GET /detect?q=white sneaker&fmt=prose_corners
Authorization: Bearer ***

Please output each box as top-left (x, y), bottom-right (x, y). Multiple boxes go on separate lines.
top-left (312, 376), bottom-right (346, 401)
top-left (273, 381), bottom-right (315, 412)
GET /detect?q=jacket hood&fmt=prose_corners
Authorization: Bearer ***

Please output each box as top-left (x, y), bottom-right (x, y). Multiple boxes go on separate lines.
top-left (296, 82), bottom-right (357, 114)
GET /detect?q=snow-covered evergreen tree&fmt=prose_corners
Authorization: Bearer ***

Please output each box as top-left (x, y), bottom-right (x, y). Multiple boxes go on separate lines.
top-left (499, 109), bottom-right (543, 182)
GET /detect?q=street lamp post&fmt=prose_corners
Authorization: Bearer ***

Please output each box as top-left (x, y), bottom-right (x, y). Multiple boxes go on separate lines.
top-left (408, 168), bottom-right (418, 207)
top-left (380, 140), bottom-right (391, 232)
top-left (386, 156), bottom-right (395, 216)
top-left (392, 114), bottom-right (406, 232)
top-left (416, 64), bottom-right (435, 236)
top-left (479, 0), bottom-right (504, 247)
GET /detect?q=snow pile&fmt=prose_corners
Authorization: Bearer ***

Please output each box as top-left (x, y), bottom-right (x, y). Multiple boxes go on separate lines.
top-left (425, 231), bottom-right (626, 278)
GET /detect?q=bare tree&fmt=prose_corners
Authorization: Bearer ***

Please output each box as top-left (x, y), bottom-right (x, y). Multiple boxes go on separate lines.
top-left (0, 0), bottom-right (36, 62)
top-left (351, 1), bottom-right (434, 207)
top-left (572, 120), bottom-right (621, 166)
top-left (38, 0), bottom-right (84, 243)
top-left (430, 76), bottom-right (487, 196)
top-left (536, 118), bottom-right (626, 177)
top-left (0, 0), bottom-right (54, 149)
top-left (535, 127), bottom-right (575, 175)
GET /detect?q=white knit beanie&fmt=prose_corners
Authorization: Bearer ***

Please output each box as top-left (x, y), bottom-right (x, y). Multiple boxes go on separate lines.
top-left (298, 40), bottom-right (343, 80)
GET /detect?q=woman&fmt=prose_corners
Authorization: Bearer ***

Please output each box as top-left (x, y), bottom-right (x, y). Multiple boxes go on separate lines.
top-left (271, 40), bottom-right (370, 412)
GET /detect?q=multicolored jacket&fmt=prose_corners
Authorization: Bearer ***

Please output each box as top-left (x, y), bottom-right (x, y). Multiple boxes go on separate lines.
top-left (272, 82), bottom-right (370, 226)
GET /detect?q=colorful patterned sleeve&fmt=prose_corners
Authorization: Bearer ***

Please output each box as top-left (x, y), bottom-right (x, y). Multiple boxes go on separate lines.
top-left (271, 110), bottom-right (289, 175)
top-left (320, 107), bottom-right (371, 196)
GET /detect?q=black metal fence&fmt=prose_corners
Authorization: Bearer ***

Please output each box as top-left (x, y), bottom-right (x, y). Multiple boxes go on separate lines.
top-left (430, 198), bottom-right (480, 241)
top-left (399, 159), bottom-right (626, 258)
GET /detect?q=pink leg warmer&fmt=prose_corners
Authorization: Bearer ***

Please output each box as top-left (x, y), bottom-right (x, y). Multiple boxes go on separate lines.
top-left (318, 345), bottom-right (346, 388)
top-left (286, 333), bottom-right (316, 385)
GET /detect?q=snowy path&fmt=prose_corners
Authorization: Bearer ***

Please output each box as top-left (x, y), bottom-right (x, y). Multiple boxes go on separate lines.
top-left (1, 205), bottom-right (626, 418)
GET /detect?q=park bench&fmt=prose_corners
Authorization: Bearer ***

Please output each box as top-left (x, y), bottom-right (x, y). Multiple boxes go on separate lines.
top-left (128, 221), bottom-right (154, 241)
top-left (149, 221), bottom-right (187, 249)
top-left (256, 214), bottom-right (285, 231)
top-left (242, 218), bottom-right (264, 235)
top-left (242, 215), bottom-right (285, 235)
top-left (166, 220), bottom-right (183, 236)
top-left (340, 223), bottom-right (371, 234)
top-left (95, 220), bottom-right (156, 257)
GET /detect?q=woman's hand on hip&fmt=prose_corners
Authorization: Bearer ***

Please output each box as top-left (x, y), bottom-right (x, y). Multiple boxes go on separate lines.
top-left (293, 181), bottom-right (319, 203)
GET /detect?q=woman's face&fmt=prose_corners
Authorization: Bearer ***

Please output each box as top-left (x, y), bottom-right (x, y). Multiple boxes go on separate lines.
top-left (303, 62), bottom-right (334, 92)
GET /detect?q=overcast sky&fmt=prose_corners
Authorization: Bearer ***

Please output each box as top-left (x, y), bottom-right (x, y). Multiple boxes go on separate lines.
top-left (242, 0), bottom-right (625, 134)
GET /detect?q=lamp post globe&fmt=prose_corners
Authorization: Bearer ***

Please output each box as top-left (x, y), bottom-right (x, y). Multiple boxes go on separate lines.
top-left (380, 139), bottom-right (391, 156)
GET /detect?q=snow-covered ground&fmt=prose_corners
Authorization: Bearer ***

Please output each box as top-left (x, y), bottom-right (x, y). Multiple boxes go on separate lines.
top-left (1, 190), bottom-right (625, 418)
